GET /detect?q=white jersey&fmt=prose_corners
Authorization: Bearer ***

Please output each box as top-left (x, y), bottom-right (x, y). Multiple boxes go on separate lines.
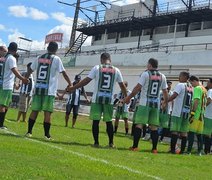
top-left (0, 54), bottom-right (17, 90)
top-left (138, 70), bottom-right (167, 107)
top-left (172, 83), bottom-right (193, 117)
top-left (31, 53), bottom-right (65, 96)
top-left (204, 89), bottom-right (212, 119)
top-left (88, 64), bottom-right (123, 104)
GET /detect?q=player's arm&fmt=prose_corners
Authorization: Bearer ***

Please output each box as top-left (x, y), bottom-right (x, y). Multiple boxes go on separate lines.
top-left (192, 98), bottom-right (199, 112)
top-left (119, 82), bottom-right (127, 97)
top-left (162, 88), bottom-right (169, 110)
top-left (82, 87), bottom-right (90, 102)
top-left (11, 68), bottom-right (28, 84)
top-left (206, 97), bottom-right (212, 106)
top-left (168, 92), bottom-right (178, 102)
top-left (125, 83), bottom-right (142, 104)
top-left (68, 77), bottom-right (92, 92)
top-left (62, 71), bottom-right (72, 87)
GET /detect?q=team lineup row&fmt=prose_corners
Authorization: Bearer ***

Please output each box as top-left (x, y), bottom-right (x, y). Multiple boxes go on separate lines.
top-left (0, 42), bottom-right (211, 155)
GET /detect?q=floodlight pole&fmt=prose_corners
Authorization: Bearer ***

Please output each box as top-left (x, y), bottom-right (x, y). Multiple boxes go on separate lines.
top-left (69, 0), bottom-right (81, 47)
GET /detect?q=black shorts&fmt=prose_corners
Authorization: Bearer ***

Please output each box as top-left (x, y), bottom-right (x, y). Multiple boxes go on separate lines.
top-left (66, 104), bottom-right (79, 117)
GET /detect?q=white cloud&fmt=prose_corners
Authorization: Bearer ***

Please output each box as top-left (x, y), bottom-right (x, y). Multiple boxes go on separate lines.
top-left (8, 5), bottom-right (48, 20)
top-left (29, 7), bottom-right (49, 20)
top-left (0, 38), bottom-right (6, 46)
top-left (110, 0), bottom-right (140, 6)
top-left (8, 29), bottom-right (25, 43)
top-left (48, 24), bottom-right (91, 48)
top-left (8, 5), bottom-right (28, 17)
top-left (0, 24), bottom-right (5, 31)
top-left (51, 12), bottom-right (73, 26)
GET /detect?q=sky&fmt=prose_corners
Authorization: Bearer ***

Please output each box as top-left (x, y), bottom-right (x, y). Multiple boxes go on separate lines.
top-left (0, 0), bottom-right (170, 51)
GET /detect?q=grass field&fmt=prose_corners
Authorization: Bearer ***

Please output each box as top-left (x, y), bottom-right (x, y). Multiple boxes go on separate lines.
top-left (0, 108), bottom-right (211, 180)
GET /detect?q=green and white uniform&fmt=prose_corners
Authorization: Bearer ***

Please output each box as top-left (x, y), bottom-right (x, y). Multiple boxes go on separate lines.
top-left (89, 64), bottom-right (123, 121)
top-left (115, 90), bottom-right (131, 119)
top-left (0, 53), bottom-right (17, 107)
top-left (30, 53), bottom-right (65, 112)
top-left (170, 82), bottom-right (193, 132)
top-left (134, 70), bottom-right (167, 126)
top-left (159, 90), bottom-right (173, 128)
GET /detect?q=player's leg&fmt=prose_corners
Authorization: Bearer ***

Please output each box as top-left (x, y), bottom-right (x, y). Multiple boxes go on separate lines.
top-left (103, 104), bottom-right (114, 147)
top-left (43, 95), bottom-right (55, 139)
top-left (90, 103), bottom-right (102, 146)
top-left (114, 109), bottom-right (120, 133)
top-left (149, 108), bottom-right (160, 153)
top-left (0, 89), bottom-right (12, 129)
top-left (72, 105), bottom-right (79, 128)
top-left (124, 117), bottom-right (129, 135)
top-left (65, 104), bottom-right (72, 127)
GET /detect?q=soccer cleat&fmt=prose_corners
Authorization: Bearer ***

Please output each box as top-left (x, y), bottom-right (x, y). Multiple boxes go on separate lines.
top-left (25, 133), bottom-right (32, 137)
top-left (92, 143), bottom-right (100, 148)
top-left (0, 126), bottom-right (8, 130)
top-left (129, 147), bottom-right (139, 151)
top-left (151, 149), bottom-right (158, 154)
top-left (108, 143), bottom-right (116, 149)
top-left (44, 136), bottom-right (53, 141)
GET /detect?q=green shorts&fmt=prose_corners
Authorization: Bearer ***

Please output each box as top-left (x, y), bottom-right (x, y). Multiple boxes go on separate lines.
top-left (170, 116), bottom-right (189, 133)
top-left (134, 105), bottom-right (159, 126)
top-left (31, 95), bottom-right (55, 112)
top-left (115, 111), bottom-right (128, 120)
top-left (202, 117), bottom-right (212, 136)
top-left (0, 88), bottom-right (12, 107)
top-left (159, 112), bottom-right (169, 128)
top-left (90, 103), bottom-right (113, 122)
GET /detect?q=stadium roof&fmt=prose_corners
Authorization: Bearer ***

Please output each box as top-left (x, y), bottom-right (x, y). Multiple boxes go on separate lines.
top-left (77, 6), bottom-right (212, 35)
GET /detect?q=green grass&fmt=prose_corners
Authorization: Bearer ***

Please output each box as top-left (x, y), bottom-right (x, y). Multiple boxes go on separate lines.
top-left (0, 108), bottom-right (211, 180)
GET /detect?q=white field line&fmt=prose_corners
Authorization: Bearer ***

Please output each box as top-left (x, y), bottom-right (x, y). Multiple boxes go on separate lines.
top-left (2, 129), bottom-right (162, 180)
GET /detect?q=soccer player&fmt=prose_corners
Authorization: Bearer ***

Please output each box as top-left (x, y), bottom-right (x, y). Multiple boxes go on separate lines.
top-left (60, 74), bottom-right (89, 128)
top-left (0, 46), bottom-right (8, 58)
top-left (67, 52), bottom-right (127, 147)
top-left (168, 72), bottom-right (193, 154)
top-left (187, 75), bottom-right (207, 155)
top-left (203, 78), bottom-right (212, 154)
top-left (0, 42), bottom-right (29, 129)
top-left (25, 41), bottom-right (72, 139)
top-left (125, 58), bottom-right (168, 153)
top-left (159, 80), bottom-right (173, 142)
top-left (113, 81), bottom-right (131, 135)
top-left (16, 62), bottom-right (34, 122)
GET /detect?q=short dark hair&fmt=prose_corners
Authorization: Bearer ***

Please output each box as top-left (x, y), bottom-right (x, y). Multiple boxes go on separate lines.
top-left (148, 58), bottom-right (158, 68)
top-left (167, 80), bottom-right (172, 84)
top-left (13, 53), bottom-right (19, 59)
top-left (209, 78), bottom-right (212, 83)
top-left (75, 75), bottom-right (81, 80)
top-left (8, 42), bottom-right (18, 52)
top-left (189, 75), bottom-right (199, 82)
top-left (27, 62), bottom-right (32, 68)
top-left (100, 53), bottom-right (111, 61)
top-left (180, 71), bottom-right (190, 80)
top-left (47, 42), bottom-right (58, 52)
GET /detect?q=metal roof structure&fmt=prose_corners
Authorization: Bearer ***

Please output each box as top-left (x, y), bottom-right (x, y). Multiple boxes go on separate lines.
top-left (75, 0), bottom-right (212, 36)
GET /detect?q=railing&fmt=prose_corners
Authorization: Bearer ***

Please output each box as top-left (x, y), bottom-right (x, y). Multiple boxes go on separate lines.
top-left (76, 42), bottom-right (212, 56)
top-left (77, 0), bottom-right (212, 29)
